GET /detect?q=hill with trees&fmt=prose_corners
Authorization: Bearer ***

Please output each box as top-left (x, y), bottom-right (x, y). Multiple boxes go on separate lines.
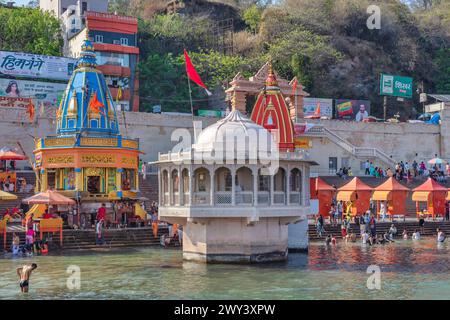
top-left (120, 0), bottom-right (450, 119)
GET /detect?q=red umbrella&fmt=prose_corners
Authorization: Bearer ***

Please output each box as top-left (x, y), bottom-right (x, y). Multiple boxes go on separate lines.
top-left (0, 150), bottom-right (28, 160)
top-left (22, 190), bottom-right (76, 205)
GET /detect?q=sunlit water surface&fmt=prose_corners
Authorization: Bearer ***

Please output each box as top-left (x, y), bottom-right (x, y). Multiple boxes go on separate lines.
top-left (1, 239), bottom-right (449, 300)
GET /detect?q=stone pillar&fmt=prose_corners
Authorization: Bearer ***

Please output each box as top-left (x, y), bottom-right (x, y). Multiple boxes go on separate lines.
top-left (253, 168), bottom-right (258, 206)
top-left (158, 168), bottom-right (162, 206)
top-left (179, 167), bottom-right (184, 206)
top-left (210, 167), bottom-right (215, 206)
top-left (116, 168), bottom-right (123, 198)
top-left (168, 168), bottom-right (173, 206)
top-left (188, 168), bottom-right (193, 206)
top-left (231, 167), bottom-right (236, 206)
top-left (286, 167), bottom-right (290, 205)
top-left (41, 169), bottom-right (48, 191)
top-left (270, 174), bottom-right (274, 205)
top-left (75, 168), bottom-right (83, 191)
top-left (231, 90), bottom-right (247, 114)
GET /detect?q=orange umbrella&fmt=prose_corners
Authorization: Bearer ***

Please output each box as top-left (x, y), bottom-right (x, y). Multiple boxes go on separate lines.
top-left (0, 149), bottom-right (28, 160)
top-left (22, 190), bottom-right (76, 205)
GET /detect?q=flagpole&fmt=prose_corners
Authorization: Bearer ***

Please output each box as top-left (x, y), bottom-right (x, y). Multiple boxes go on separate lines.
top-left (187, 76), bottom-right (194, 123)
top-left (295, 90), bottom-right (298, 123)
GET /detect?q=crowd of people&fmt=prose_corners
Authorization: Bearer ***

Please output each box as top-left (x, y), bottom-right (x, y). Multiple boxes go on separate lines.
top-left (360, 158), bottom-right (449, 183)
top-left (316, 209), bottom-right (447, 247)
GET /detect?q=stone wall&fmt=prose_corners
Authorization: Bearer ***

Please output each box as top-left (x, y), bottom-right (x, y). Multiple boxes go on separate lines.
top-left (0, 106), bottom-right (446, 174)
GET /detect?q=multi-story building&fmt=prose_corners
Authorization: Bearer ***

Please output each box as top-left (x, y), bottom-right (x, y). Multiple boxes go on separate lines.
top-left (66, 12), bottom-right (139, 112)
top-left (39, 0), bottom-right (108, 19)
top-left (39, 1), bottom-right (139, 112)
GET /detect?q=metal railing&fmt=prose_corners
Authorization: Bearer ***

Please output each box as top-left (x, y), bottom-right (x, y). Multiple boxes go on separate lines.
top-left (215, 191), bottom-right (232, 205)
top-left (257, 191), bottom-right (270, 205)
top-left (236, 191), bottom-right (253, 205)
top-left (273, 191), bottom-right (285, 204)
top-left (193, 192), bottom-right (209, 205)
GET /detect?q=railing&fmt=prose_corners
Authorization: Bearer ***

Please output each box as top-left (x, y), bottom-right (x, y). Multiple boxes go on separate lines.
top-left (183, 193), bottom-right (189, 205)
top-left (173, 192), bottom-right (180, 206)
top-left (163, 193), bottom-right (169, 206)
top-left (215, 191), bottom-right (232, 205)
top-left (257, 191), bottom-right (270, 205)
top-left (236, 191), bottom-right (253, 205)
top-left (273, 191), bottom-right (285, 204)
top-left (193, 192), bottom-right (209, 205)
top-left (301, 124), bottom-right (396, 166)
top-left (289, 192), bottom-right (301, 205)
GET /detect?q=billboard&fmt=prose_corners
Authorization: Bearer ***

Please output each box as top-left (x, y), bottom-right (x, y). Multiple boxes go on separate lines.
top-left (303, 98), bottom-right (333, 118)
top-left (0, 78), bottom-right (66, 108)
top-left (0, 51), bottom-right (77, 81)
top-left (0, 96), bottom-right (31, 108)
top-left (380, 74), bottom-right (413, 98)
top-left (198, 109), bottom-right (224, 117)
top-left (335, 99), bottom-right (371, 121)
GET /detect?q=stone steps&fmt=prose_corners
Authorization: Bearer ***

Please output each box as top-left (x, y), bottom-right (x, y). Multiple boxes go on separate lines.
top-left (308, 221), bottom-right (450, 240)
top-left (3, 226), bottom-right (171, 251)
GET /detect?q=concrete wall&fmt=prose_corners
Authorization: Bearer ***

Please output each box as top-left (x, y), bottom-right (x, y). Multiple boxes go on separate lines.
top-left (306, 119), bottom-right (441, 175)
top-left (0, 106), bottom-right (446, 174)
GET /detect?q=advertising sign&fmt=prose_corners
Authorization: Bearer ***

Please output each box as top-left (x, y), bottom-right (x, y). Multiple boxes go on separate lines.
top-left (294, 137), bottom-right (312, 149)
top-left (335, 99), bottom-right (371, 121)
top-left (303, 98), bottom-right (333, 118)
top-left (0, 96), bottom-right (31, 108)
top-left (0, 78), bottom-right (66, 108)
top-left (380, 73), bottom-right (413, 98)
top-left (198, 109), bottom-right (224, 117)
top-left (0, 51), bottom-right (77, 81)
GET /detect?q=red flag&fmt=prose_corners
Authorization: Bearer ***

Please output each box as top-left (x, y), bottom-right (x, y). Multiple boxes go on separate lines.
top-left (184, 49), bottom-right (212, 96)
top-left (88, 92), bottom-right (105, 116)
top-left (291, 78), bottom-right (298, 95)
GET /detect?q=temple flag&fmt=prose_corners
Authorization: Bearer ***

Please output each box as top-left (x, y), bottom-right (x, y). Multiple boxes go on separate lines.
top-left (184, 49), bottom-right (212, 96)
top-left (27, 100), bottom-right (35, 123)
top-left (291, 78), bottom-right (298, 95)
top-left (89, 91), bottom-right (105, 116)
top-left (116, 86), bottom-right (122, 103)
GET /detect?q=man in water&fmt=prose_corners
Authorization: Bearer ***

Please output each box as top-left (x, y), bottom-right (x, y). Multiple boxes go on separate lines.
top-left (16, 263), bottom-right (37, 293)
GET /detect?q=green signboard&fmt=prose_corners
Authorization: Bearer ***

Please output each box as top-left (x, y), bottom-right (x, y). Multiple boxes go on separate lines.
top-left (198, 109), bottom-right (224, 117)
top-left (380, 74), bottom-right (413, 98)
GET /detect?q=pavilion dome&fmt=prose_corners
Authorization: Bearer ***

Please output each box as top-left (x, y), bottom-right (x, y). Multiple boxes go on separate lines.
top-left (56, 36), bottom-right (119, 137)
top-left (194, 109), bottom-right (277, 158)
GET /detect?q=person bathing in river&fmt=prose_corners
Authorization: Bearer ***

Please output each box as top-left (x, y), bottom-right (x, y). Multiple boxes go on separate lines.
top-left (17, 263), bottom-right (37, 293)
top-left (437, 228), bottom-right (446, 243)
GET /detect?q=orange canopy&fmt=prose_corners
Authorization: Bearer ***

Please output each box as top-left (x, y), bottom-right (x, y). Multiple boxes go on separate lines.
top-left (374, 177), bottom-right (410, 191)
top-left (412, 178), bottom-right (447, 192)
top-left (22, 190), bottom-right (76, 205)
top-left (316, 177), bottom-right (335, 191)
top-left (0, 150), bottom-right (27, 160)
top-left (337, 177), bottom-right (372, 192)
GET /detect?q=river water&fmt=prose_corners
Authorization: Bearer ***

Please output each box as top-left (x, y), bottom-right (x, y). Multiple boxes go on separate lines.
top-left (1, 239), bottom-right (449, 300)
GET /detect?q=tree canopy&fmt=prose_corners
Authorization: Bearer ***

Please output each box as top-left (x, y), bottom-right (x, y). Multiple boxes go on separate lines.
top-left (0, 7), bottom-right (63, 56)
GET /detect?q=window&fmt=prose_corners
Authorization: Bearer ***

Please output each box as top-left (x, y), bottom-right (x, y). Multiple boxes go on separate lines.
top-left (81, 1), bottom-right (87, 14)
top-left (120, 38), bottom-right (129, 46)
top-left (329, 157), bottom-right (337, 174)
top-left (95, 35), bottom-right (104, 43)
top-left (90, 119), bottom-right (99, 128)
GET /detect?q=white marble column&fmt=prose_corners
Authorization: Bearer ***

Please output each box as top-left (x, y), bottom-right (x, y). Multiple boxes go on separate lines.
top-left (270, 174), bottom-right (274, 206)
top-left (188, 167), bottom-right (193, 206)
top-left (253, 168), bottom-right (258, 206)
top-left (179, 167), bottom-right (184, 206)
top-left (210, 167), bottom-right (215, 206)
top-left (168, 167), bottom-right (173, 206)
top-left (231, 166), bottom-right (236, 206)
top-left (158, 168), bottom-right (162, 206)
top-left (286, 166), bottom-right (290, 205)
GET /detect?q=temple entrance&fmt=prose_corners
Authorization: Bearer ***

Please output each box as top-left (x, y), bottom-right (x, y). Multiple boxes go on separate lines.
top-left (87, 176), bottom-right (101, 193)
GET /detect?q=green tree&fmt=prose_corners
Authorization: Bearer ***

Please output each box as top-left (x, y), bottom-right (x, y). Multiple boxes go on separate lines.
top-left (434, 48), bottom-right (450, 93)
top-left (0, 7), bottom-right (63, 56)
top-left (243, 4), bottom-right (263, 34)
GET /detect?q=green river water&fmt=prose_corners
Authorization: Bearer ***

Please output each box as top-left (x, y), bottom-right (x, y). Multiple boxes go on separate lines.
top-left (1, 239), bottom-right (449, 300)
